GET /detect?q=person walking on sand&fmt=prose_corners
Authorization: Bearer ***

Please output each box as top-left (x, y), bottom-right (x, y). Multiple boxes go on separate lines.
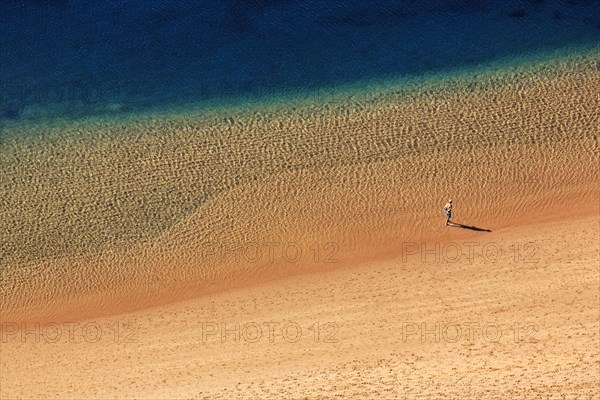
top-left (443, 198), bottom-right (452, 226)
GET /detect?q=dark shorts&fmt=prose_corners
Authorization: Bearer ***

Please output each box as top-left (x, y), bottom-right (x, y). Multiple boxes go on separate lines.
top-left (445, 210), bottom-right (451, 219)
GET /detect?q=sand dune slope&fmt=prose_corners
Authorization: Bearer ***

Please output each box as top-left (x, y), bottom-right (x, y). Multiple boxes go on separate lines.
top-left (1, 214), bottom-right (598, 398)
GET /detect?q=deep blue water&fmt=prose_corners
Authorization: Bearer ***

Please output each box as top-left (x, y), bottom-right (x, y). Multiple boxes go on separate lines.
top-left (0, 0), bottom-right (598, 122)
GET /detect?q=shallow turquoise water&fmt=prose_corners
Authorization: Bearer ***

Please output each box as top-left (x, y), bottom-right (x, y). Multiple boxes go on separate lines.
top-left (0, 0), bottom-right (598, 124)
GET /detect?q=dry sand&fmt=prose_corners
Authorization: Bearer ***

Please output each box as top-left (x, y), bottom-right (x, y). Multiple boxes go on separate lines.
top-left (0, 53), bottom-right (599, 398)
top-left (1, 214), bottom-right (598, 399)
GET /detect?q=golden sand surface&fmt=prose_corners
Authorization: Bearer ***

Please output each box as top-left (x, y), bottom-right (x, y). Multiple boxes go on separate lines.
top-left (0, 52), bottom-right (599, 397)
top-left (1, 215), bottom-right (598, 398)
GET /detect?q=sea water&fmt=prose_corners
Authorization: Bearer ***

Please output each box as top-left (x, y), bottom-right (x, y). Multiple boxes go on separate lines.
top-left (0, 0), bottom-right (598, 127)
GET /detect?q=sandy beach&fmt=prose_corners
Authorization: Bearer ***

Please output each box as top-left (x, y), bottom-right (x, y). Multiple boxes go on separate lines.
top-left (1, 52), bottom-right (599, 398)
top-left (2, 214), bottom-right (598, 398)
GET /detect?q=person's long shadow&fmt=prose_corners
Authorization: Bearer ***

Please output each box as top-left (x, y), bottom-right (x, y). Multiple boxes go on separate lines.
top-left (448, 221), bottom-right (491, 232)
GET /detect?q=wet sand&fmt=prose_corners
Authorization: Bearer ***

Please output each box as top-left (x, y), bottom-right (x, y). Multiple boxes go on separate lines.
top-left (0, 52), bottom-right (599, 398)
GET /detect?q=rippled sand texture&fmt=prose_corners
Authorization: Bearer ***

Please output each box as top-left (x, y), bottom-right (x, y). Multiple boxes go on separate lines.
top-left (1, 53), bottom-right (599, 323)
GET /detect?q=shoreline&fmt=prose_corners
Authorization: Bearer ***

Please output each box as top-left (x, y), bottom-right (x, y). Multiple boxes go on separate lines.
top-left (1, 49), bottom-right (599, 327)
top-left (2, 187), bottom-right (597, 328)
